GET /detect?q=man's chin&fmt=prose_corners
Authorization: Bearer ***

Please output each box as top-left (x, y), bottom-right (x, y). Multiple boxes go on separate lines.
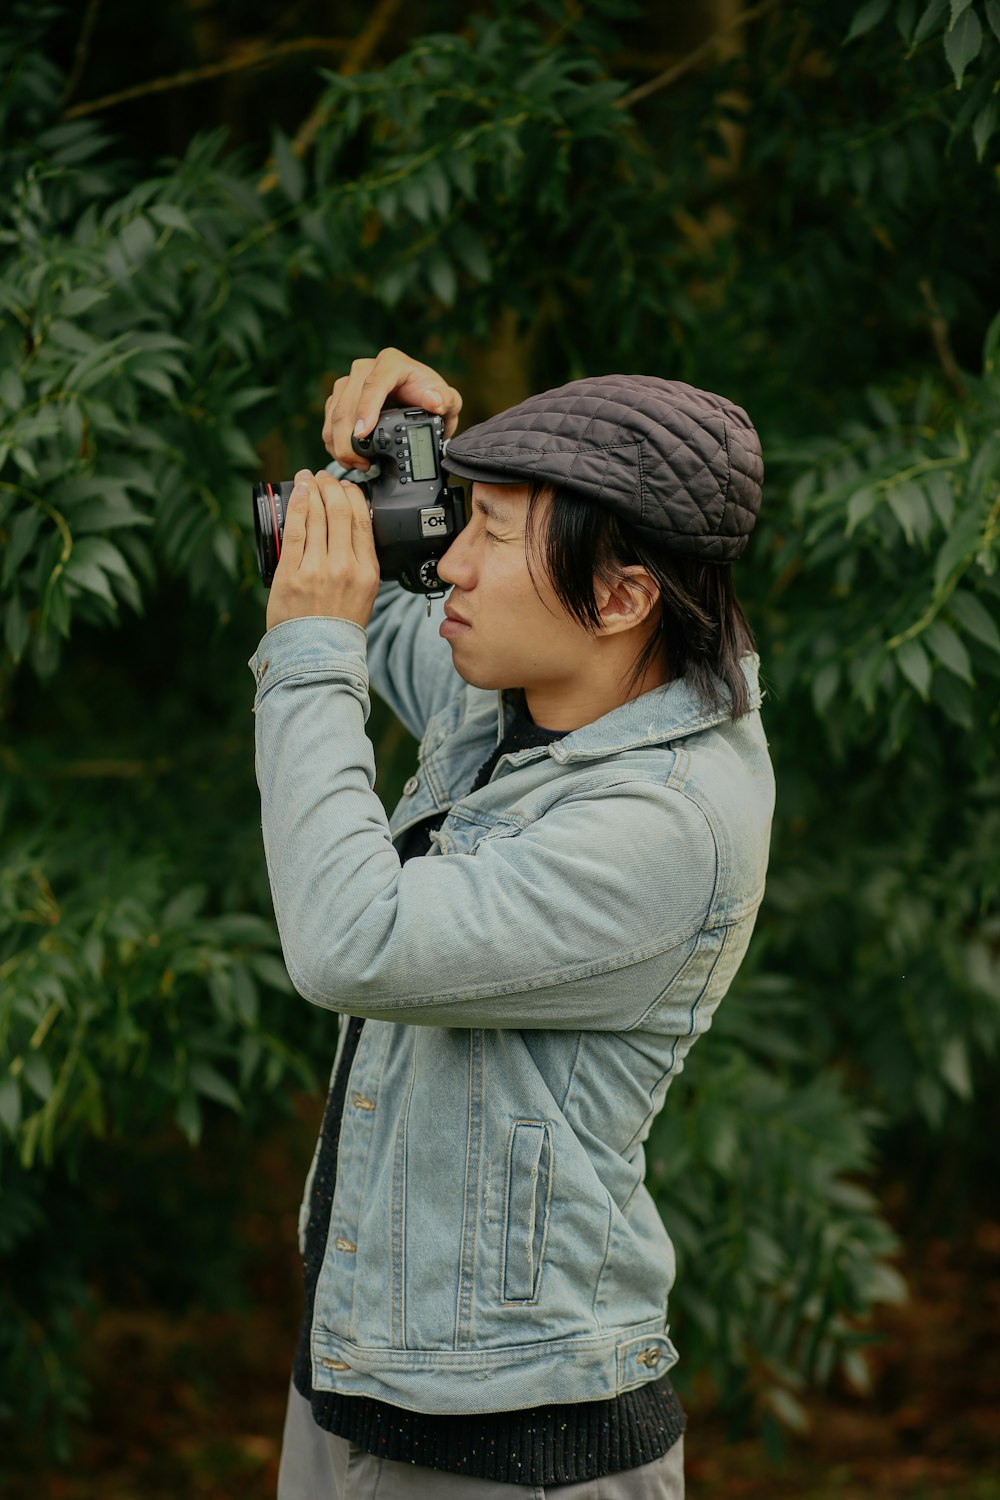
top-left (450, 658), bottom-right (511, 693)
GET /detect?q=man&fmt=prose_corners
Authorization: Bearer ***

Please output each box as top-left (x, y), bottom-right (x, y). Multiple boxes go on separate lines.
top-left (252, 348), bottom-right (776, 1498)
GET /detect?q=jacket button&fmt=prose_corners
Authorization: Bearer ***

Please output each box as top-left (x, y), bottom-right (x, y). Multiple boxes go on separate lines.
top-left (334, 1236), bottom-right (357, 1253)
top-left (320, 1357), bottom-right (351, 1371)
top-left (351, 1093), bottom-right (376, 1111)
top-left (403, 775), bottom-right (419, 795)
top-left (637, 1346), bottom-right (662, 1367)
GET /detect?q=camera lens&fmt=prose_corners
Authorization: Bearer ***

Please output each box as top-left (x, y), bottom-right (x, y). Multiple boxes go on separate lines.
top-left (253, 481), bottom-right (288, 586)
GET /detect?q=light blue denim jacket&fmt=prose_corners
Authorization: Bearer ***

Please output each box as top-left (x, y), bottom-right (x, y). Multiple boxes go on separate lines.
top-left (249, 580), bottom-right (775, 1415)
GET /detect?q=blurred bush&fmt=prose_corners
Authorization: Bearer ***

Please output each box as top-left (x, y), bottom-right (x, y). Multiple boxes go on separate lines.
top-left (1, 0), bottom-right (998, 1466)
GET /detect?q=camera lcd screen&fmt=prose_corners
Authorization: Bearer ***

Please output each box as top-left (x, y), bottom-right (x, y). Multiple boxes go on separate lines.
top-left (409, 424), bottom-right (437, 482)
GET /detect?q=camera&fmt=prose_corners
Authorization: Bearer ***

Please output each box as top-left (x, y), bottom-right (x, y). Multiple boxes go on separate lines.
top-left (252, 407), bottom-right (467, 596)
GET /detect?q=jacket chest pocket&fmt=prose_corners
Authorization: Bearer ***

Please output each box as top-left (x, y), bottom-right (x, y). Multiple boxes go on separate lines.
top-left (502, 1121), bottom-right (553, 1304)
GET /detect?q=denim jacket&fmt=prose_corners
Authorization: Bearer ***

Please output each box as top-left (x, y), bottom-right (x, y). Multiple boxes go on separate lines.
top-left (249, 580), bottom-right (775, 1415)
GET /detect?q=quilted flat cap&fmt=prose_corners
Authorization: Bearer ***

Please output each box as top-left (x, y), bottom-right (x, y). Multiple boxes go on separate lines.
top-left (443, 374), bottom-right (763, 562)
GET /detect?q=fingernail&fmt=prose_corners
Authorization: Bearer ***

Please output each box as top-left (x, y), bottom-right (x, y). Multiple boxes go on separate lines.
top-left (294, 468), bottom-right (311, 481)
top-left (292, 481), bottom-right (307, 495)
top-left (354, 418), bottom-right (367, 435)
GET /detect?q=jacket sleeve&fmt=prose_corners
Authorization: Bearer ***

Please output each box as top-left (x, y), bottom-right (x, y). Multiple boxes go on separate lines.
top-left (363, 577), bottom-right (463, 741)
top-left (250, 618), bottom-right (720, 1034)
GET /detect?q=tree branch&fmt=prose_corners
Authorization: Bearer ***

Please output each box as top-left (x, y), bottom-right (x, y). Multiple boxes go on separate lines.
top-left (918, 277), bottom-right (967, 402)
top-left (616, 0), bottom-right (784, 110)
top-left (257, 0), bottom-right (404, 194)
top-left (64, 36), bottom-right (351, 120)
top-left (60, 0), bottom-right (103, 108)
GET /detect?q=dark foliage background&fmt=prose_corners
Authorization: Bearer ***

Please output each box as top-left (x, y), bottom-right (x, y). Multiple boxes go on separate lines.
top-left (1, 0), bottom-right (998, 1483)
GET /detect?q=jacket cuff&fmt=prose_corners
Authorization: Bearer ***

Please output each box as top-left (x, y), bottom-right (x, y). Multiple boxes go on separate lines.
top-left (248, 615), bottom-right (369, 700)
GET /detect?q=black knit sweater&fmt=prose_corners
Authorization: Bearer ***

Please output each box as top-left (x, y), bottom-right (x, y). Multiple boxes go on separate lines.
top-left (292, 696), bottom-right (686, 1484)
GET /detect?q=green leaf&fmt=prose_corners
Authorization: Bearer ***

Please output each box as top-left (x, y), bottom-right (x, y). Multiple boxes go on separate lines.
top-left (985, 0), bottom-right (1000, 41)
top-left (2, 510), bottom-right (41, 588)
top-left (175, 1088), bottom-right (202, 1145)
top-left (61, 287), bottom-right (109, 317)
top-left (972, 101), bottom-right (998, 162)
top-left (924, 470), bottom-right (954, 529)
top-left (897, 0), bottom-right (919, 40)
top-left (811, 661), bottom-right (840, 716)
top-left (231, 965), bottom-right (259, 1026)
top-left (189, 1060), bottom-right (243, 1113)
top-left (0, 367), bottom-right (25, 409)
top-left (427, 255), bottom-right (457, 305)
top-left (845, 0), bottom-right (891, 43)
top-left (22, 1052), bottom-right (54, 1103)
top-left (0, 1075), bottom-right (22, 1136)
top-left (148, 203), bottom-right (196, 235)
top-left (247, 952), bottom-right (294, 993)
top-left (933, 504), bottom-right (986, 592)
top-left (948, 588), bottom-right (1000, 652)
top-left (931, 671), bottom-right (974, 728)
top-left (886, 480), bottom-right (933, 544)
top-left (12, 447), bottom-right (38, 479)
top-left (119, 215), bottom-right (157, 265)
top-left (401, 179), bottom-right (431, 223)
top-left (865, 385), bottom-right (897, 424)
top-left (846, 486), bottom-right (879, 533)
top-left (212, 528), bottom-right (238, 577)
top-left (940, 1037), bottom-right (972, 1097)
top-left (5, 594), bottom-right (30, 661)
top-left (423, 160), bottom-right (451, 217)
top-left (273, 130), bottom-right (304, 203)
top-left (911, 0), bottom-right (949, 46)
top-left (943, 7), bottom-right (983, 86)
top-left (133, 367), bottom-right (176, 399)
top-left (949, 0), bottom-right (973, 22)
top-left (64, 538), bottom-right (136, 606)
top-left (896, 639), bottom-right (932, 698)
top-left (163, 884), bottom-right (207, 925)
top-left (925, 618), bottom-right (974, 681)
top-left (447, 153), bottom-right (476, 199)
top-left (452, 225), bottom-right (492, 282)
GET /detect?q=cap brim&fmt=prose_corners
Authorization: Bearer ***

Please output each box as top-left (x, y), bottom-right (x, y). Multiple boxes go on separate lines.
top-left (444, 455), bottom-right (530, 486)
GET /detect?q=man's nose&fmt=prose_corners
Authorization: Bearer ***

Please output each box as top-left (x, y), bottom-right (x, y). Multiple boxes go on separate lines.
top-left (435, 525), bottom-right (473, 587)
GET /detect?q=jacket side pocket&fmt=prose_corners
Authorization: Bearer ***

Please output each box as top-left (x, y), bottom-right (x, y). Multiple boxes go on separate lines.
top-left (502, 1121), bottom-right (552, 1303)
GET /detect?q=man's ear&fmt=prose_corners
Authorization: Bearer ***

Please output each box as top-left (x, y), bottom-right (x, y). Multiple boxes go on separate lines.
top-left (595, 568), bottom-right (660, 634)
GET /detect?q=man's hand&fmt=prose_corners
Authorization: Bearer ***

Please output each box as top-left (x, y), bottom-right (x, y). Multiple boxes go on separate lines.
top-left (322, 347), bottom-right (463, 470)
top-left (265, 469), bottom-right (379, 634)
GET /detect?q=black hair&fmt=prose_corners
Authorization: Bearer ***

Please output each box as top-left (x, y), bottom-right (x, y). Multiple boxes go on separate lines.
top-left (523, 480), bottom-right (758, 722)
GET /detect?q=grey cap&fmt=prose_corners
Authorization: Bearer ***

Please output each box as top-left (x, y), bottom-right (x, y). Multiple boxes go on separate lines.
top-left (443, 373), bottom-right (763, 562)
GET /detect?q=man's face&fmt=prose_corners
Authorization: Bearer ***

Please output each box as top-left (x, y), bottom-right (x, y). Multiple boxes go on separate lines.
top-left (434, 481), bottom-right (599, 697)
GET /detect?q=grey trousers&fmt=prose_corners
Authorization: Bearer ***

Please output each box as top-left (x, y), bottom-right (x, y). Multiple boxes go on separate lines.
top-left (277, 1381), bottom-right (685, 1499)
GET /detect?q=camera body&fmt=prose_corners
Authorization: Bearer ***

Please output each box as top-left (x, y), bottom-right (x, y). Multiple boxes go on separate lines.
top-left (253, 406), bottom-right (466, 595)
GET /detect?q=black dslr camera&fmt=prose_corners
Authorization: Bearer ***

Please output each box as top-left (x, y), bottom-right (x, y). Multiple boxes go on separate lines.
top-left (252, 407), bottom-right (466, 597)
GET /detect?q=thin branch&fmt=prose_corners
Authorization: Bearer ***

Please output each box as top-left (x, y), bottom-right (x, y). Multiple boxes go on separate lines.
top-left (64, 36), bottom-right (351, 120)
top-left (918, 277), bottom-right (968, 401)
top-left (258, 0), bottom-right (404, 194)
top-left (616, 0), bottom-right (784, 110)
top-left (60, 0), bottom-right (103, 108)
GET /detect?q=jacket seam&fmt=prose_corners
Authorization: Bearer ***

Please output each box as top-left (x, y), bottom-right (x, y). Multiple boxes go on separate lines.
top-left (290, 921), bottom-right (706, 1013)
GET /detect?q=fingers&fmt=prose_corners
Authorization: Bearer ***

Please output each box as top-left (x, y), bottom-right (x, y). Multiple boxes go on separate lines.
top-left (277, 474), bottom-right (312, 570)
top-left (314, 473), bottom-right (378, 572)
top-left (322, 348), bottom-right (464, 465)
top-left (323, 359), bottom-right (375, 469)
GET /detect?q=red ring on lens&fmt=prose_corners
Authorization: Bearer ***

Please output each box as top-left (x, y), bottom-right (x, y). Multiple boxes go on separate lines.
top-left (266, 482), bottom-right (281, 561)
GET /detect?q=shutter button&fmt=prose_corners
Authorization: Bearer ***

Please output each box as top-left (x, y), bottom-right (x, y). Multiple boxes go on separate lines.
top-left (403, 775), bottom-right (419, 795)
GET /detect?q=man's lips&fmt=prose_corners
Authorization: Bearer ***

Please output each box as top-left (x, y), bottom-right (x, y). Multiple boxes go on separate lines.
top-left (441, 601), bottom-right (472, 637)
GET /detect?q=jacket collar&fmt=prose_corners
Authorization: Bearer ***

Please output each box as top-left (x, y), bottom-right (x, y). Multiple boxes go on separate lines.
top-left (495, 653), bottom-right (762, 763)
